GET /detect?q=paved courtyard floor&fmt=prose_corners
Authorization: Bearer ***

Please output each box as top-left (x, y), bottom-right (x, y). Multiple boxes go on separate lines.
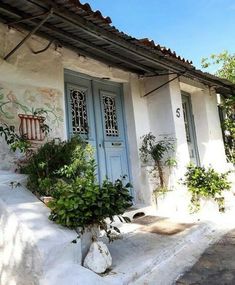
top-left (176, 229), bottom-right (235, 285)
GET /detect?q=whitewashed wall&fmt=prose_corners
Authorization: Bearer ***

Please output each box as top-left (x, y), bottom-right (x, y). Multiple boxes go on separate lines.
top-left (180, 78), bottom-right (228, 172)
top-left (0, 22), bottom-right (229, 209)
top-left (0, 23), bottom-right (147, 204)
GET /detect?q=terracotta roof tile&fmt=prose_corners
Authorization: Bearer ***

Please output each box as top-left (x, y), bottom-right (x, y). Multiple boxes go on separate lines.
top-left (67, 0), bottom-right (112, 24)
top-left (68, 0), bottom-right (193, 66)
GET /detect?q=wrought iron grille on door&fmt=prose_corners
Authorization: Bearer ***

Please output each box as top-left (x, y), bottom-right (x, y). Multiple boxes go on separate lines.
top-left (102, 95), bottom-right (119, 137)
top-left (70, 88), bottom-right (88, 135)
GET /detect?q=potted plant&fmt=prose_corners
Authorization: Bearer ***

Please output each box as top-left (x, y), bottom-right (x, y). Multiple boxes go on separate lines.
top-left (139, 133), bottom-right (177, 202)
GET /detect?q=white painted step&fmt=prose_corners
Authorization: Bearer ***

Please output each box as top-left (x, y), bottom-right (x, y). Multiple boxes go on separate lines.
top-left (102, 217), bottom-right (214, 285)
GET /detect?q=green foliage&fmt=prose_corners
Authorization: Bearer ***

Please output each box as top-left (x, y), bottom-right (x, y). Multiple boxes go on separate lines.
top-left (221, 97), bottom-right (235, 164)
top-left (48, 178), bottom-right (132, 239)
top-left (20, 136), bottom-right (89, 196)
top-left (201, 51), bottom-right (235, 164)
top-left (0, 123), bottom-right (30, 153)
top-left (139, 133), bottom-right (176, 189)
top-left (201, 51), bottom-right (235, 83)
top-left (140, 133), bottom-right (174, 163)
top-left (184, 164), bottom-right (231, 213)
top-left (21, 136), bottom-right (133, 241)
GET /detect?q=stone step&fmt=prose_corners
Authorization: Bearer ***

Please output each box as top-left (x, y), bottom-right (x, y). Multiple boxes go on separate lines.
top-left (102, 216), bottom-right (215, 285)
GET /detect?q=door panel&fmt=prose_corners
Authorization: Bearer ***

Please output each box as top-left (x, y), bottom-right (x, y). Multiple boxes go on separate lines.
top-left (105, 147), bottom-right (129, 182)
top-left (181, 93), bottom-right (200, 165)
top-left (65, 77), bottom-right (96, 143)
top-left (65, 77), bottom-right (98, 177)
top-left (93, 81), bottom-right (130, 183)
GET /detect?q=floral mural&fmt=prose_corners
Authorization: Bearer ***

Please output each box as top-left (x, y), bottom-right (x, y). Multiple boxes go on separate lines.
top-left (0, 82), bottom-right (65, 170)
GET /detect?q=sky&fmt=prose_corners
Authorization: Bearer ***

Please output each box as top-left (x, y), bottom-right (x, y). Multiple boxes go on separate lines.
top-left (85, 0), bottom-right (235, 72)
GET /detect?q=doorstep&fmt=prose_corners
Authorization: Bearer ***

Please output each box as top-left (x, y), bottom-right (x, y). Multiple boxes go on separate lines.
top-left (101, 215), bottom-right (221, 285)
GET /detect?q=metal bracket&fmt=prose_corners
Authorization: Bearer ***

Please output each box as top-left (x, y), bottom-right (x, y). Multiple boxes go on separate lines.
top-left (4, 9), bottom-right (53, 61)
top-left (7, 11), bottom-right (50, 26)
top-left (30, 39), bottom-right (55, 54)
top-left (143, 71), bottom-right (186, 97)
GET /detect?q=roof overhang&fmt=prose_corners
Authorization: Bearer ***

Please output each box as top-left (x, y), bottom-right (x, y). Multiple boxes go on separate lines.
top-left (0, 0), bottom-right (234, 97)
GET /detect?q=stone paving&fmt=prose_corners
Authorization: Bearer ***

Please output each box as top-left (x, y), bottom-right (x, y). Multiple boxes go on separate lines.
top-left (176, 229), bottom-right (235, 285)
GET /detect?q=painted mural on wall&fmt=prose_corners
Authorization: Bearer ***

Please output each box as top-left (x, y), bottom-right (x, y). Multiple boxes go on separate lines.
top-left (0, 82), bottom-right (64, 170)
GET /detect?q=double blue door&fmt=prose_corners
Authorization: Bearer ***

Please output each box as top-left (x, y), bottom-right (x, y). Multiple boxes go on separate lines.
top-left (65, 71), bottom-right (130, 183)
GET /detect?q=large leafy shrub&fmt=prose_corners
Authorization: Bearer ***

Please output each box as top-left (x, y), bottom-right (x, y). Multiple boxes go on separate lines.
top-left (21, 136), bottom-right (132, 240)
top-left (20, 136), bottom-right (90, 196)
top-left (49, 178), bottom-right (132, 232)
top-left (184, 164), bottom-right (231, 212)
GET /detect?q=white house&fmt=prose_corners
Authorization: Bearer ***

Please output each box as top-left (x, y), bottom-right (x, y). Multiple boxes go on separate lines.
top-left (0, 0), bottom-right (234, 213)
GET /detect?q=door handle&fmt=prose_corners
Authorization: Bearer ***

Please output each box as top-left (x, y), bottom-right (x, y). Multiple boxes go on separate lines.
top-left (112, 142), bottom-right (122, 146)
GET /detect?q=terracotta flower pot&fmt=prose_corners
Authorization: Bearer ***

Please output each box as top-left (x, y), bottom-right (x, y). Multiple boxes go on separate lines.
top-left (40, 196), bottom-right (54, 207)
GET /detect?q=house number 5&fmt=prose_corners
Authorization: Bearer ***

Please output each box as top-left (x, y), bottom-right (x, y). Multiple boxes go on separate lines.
top-left (176, 108), bottom-right (180, 118)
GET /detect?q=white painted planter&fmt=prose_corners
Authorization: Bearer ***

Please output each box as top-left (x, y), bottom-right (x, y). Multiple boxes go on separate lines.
top-left (83, 241), bottom-right (112, 274)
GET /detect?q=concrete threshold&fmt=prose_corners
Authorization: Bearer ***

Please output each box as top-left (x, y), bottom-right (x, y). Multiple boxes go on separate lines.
top-left (101, 216), bottom-right (224, 285)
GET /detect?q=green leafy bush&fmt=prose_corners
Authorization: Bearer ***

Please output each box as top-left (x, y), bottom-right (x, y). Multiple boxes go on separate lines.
top-left (20, 136), bottom-right (90, 196)
top-left (48, 178), bottom-right (132, 234)
top-left (184, 164), bottom-right (231, 212)
top-left (21, 136), bottom-right (133, 240)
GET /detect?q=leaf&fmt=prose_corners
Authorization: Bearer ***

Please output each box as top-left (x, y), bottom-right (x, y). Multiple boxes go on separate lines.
top-left (113, 226), bottom-right (121, 233)
top-left (122, 216), bottom-right (131, 223)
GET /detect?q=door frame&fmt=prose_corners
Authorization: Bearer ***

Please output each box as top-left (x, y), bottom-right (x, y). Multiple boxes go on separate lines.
top-left (64, 69), bottom-right (133, 189)
top-left (181, 91), bottom-right (200, 166)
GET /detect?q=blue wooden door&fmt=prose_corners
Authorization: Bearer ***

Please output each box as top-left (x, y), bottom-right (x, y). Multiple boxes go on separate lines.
top-left (65, 71), bottom-right (130, 183)
top-left (92, 81), bottom-right (130, 183)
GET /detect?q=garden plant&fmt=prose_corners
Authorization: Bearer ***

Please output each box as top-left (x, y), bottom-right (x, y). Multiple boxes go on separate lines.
top-left (20, 136), bottom-right (133, 241)
top-left (183, 164), bottom-right (231, 213)
top-left (139, 133), bottom-right (177, 194)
